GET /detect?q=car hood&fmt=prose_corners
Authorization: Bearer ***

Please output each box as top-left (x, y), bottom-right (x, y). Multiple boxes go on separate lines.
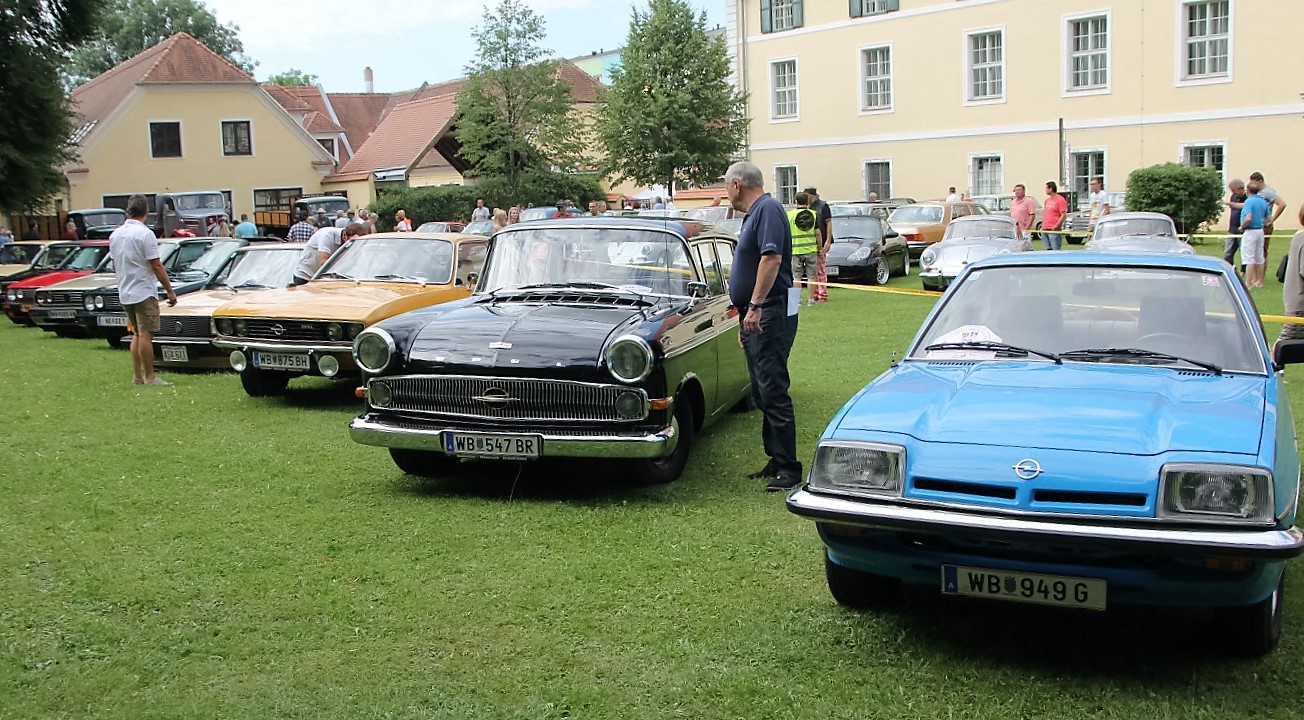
top-left (826, 240), bottom-right (881, 264)
top-left (0, 263), bottom-right (32, 276)
top-left (10, 269), bottom-right (90, 288)
top-left (161, 288), bottom-right (241, 317)
top-left (1085, 236), bottom-right (1194, 255)
top-left (408, 302), bottom-right (642, 371)
top-left (212, 280), bottom-right (465, 324)
top-left (838, 361), bottom-right (1265, 456)
top-left (38, 272), bottom-right (116, 292)
top-left (924, 239), bottom-right (1021, 273)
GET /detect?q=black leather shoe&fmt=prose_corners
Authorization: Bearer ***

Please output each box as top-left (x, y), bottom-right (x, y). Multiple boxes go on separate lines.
top-left (747, 462), bottom-right (777, 480)
top-left (766, 473), bottom-right (802, 492)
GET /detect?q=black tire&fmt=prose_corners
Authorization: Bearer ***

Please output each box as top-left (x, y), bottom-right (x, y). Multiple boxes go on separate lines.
top-left (825, 553), bottom-right (901, 609)
top-left (900, 253), bottom-right (910, 277)
top-left (105, 332), bottom-right (127, 349)
top-left (631, 396), bottom-right (694, 484)
top-left (389, 448), bottom-right (459, 478)
top-left (868, 258), bottom-right (890, 286)
top-left (1216, 572), bottom-right (1284, 657)
top-left (53, 327), bottom-right (84, 339)
top-left (239, 368), bottom-right (290, 397)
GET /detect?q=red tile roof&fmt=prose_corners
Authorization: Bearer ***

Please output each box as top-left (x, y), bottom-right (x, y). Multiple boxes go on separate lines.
top-left (322, 92), bottom-right (393, 156)
top-left (337, 93), bottom-right (457, 176)
top-left (302, 110), bottom-right (344, 134)
top-left (261, 83), bottom-right (311, 112)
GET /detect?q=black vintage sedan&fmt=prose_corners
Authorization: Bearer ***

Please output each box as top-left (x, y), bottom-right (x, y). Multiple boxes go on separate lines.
top-left (824, 215), bottom-right (908, 285)
top-left (348, 218), bottom-right (751, 484)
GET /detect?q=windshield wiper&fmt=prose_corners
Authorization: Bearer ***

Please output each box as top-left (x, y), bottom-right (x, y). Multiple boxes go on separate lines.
top-left (517, 281), bottom-right (624, 291)
top-left (1059, 348), bottom-right (1222, 375)
top-left (318, 271), bottom-right (352, 280)
top-left (234, 281), bottom-right (269, 289)
top-left (924, 341), bottom-right (1061, 364)
top-left (374, 274), bottom-right (417, 281)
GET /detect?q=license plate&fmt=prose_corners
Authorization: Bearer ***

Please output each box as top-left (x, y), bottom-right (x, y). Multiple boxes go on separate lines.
top-left (252, 351), bottom-right (310, 371)
top-left (48, 309), bottom-right (75, 319)
top-left (826, 266), bottom-right (839, 276)
top-left (444, 432), bottom-right (540, 459)
top-left (941, 565), bottom-right (1106, 610)
top-left (161, 345), bottom-right (189, 362)
top-left (97, 314), bottom-right (127, 327)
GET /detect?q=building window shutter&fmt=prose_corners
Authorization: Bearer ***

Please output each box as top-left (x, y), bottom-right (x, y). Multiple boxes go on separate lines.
top-left (760, 0), bottom-right (772, 33)
top-left (849, 0), bottom-right (862, 18)
top-left (886, 0), bottom-right (899, 11)
top-left (792, 0), bottom-right (803, 27)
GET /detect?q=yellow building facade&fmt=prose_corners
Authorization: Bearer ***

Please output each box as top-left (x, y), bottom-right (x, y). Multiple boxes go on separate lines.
top-left (727, 0), bottom-right (1303, 209)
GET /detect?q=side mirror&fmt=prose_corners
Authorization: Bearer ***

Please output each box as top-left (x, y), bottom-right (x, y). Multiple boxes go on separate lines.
top-left (687, 281), bottom-right (710, 298)
top-left (466, 271), bottom-right (479, 290)
top-left (1273, 339), bottom-right (1304, 370)
top-left (885, 231), bottom-right (899, 239)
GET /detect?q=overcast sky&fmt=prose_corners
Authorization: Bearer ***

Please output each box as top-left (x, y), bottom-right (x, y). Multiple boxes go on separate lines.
top-left (203, 0), bottom-right (726, 93)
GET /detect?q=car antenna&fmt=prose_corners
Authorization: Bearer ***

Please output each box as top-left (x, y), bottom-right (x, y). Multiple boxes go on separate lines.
top-left (890, 349), bottom-right (899, 368)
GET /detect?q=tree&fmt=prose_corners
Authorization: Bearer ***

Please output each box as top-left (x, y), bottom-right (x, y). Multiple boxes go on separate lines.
top-left (453, 0), bottom-right (585, 197)
top-left (0, 0), bottom-right (103, 212)
top-left (265, 68), bottom-right (318, 87)
top-left (65, 0), bottom-right (254, 87)
top-left (1125, 163), bottom-right (1225, 234)
top-left (598, 0), bottom-right (748, 196)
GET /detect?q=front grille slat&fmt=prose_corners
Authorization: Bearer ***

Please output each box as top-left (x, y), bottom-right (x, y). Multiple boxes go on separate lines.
top-left (384, 375), bottom-right (641, 423)
top-left (39, 291), bottom-right (85, 307)
top-left (157, 315), bottom-right (212, 338)
top-left (243, 319), bottom-right (331, 342)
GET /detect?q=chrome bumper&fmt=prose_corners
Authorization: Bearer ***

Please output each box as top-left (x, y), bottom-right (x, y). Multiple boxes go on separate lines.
top-left (349, 415), bottom-right (677, 459)
top-left (212, 338), bottom-right (353, 353)
top-left (151, 336), bottom-right (218, 346)
top-left (786, 488), bottom-right (1304, 560)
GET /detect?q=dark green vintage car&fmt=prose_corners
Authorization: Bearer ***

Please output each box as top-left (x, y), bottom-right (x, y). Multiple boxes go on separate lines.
top-left (348, 218), bottom-right (751, 484)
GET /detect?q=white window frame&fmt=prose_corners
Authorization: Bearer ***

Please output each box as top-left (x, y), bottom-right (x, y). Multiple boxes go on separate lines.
top-left (1062, 10), bottom-right (1111, 97)
top-left (968, 153), bottom-right (1004, 197)
top-left (963, 27), bottom-right (1006, 106)
top-left (1068, 147), bottom-right (1109, 208)
top-left (219, 118), bottom-right (254, 157)
top-left (316, 137), bottom-right (339, 162)
top-left (148, 119), bottom-right (183, 160)
top-left (769, 57), bottom-right (800, 122)
top-left (1175, 0), bottom-right (1233, 87)
top-left (1179, 141), bottom-right (1227, 183)
top-left (858, 42), bottom-right (894, 115)
top-left (861, 159), bottom-right (893, 201)
top-left (774, 165), bottom-right (798, 206)
top-left (772, 0), bottom-right (798, 32)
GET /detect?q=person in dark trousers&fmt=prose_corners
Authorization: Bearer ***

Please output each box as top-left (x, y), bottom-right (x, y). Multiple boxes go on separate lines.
top-left (1220, 178), bottom-right (1247, 269)
top-left (725, 160), bottom-right (802, 492)
top-left (21, 223), bottom-right (40, 241)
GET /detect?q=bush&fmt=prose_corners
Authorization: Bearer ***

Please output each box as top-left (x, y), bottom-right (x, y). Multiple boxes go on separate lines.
top-left (1123, 163), bottom-right (1224, 234)
top-left (368, 172), bottom-right (607, 231)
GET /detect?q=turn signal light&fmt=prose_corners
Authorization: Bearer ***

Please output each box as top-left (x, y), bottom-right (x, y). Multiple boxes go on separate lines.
top-left (354, 386), bottom-right (366, 398)
top-left (649, 397), bottom-right (672, 411)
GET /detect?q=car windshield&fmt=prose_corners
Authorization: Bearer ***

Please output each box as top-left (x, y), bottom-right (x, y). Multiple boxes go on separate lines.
top-left (1094, 217), bottom-right (1175, 239)
top-left (832, 217), bottom-right (884, 242)
top-left (831, 204), bottom-right (889, 219)
top-left (221, 249), bottom-right (300, 288)
top-left (911, 265), bottom-right (1263, 374)
top-left (185, 240), bottom-right (243, 276)
top-left (174, 194), bottom-right (226, 211)
top-left (482, 227), bottom-right (694, 296)
top-left (172, 241), bottom-right (211, 271)
top-left (0, 244), bottom-right (43, 265)
top-left (416, 222), bottom-right (450, 232)
top-left (685, 206), bottom-right (730, 223)
top-left (463, 220), bottom-right (494, 236)
top-left (306, 198), bottom-right (349, 215)
top-left (63, 245), bottom-right (108, 271)
top-left (943, 219), bottom-right (1019, 241)
top-left (890, 205), bottom-right (944, 225)
top-left (972, 197), bottom-right (1005, 212)
top-left (318, 236), bottom-right (454, 283)
top-left (80, 211), bottom-right (124, 227)
top-left (38, 245), bottom-right (76, 269)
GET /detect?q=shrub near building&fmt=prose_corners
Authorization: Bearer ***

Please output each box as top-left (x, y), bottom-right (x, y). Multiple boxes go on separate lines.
top-left (369, 173), bottom-right (606, 230)
top-left (1125, 163), bottom-right (1224, 235)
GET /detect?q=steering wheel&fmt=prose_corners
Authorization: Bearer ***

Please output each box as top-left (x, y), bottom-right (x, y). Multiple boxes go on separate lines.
top-left (1135, 332), bottom-right (1186, 345)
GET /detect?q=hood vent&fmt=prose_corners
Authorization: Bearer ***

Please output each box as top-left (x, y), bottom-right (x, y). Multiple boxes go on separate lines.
top-left (925, 360), bottom-right (976, 367)
top-left (482, 291), bottom-right (652, 307)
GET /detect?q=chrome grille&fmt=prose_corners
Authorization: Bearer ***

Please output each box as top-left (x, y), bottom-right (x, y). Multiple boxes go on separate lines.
top-left (101, 292), bottom-right (123, 311)
top-left (157, 315), bottom-right (212, 338)
top-left (381, 375), bottom-right (645, 423)
top-left (38, 290), bottom-right (84, 307)
top-left (244, 319), bottom-right (331, 342)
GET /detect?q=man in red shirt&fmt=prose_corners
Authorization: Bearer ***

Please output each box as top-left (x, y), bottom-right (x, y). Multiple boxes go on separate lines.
top-left (1041, 181), bottom-right (1068, 250)
top-left (1008, 184), bottom-right (1037, 240)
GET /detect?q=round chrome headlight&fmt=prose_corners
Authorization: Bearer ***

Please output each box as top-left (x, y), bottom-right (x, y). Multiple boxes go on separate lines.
top-left (368, 380), bottom-right (393, 408)
top-left (94, 295), bottom-right (104, 309)
top-left (233, 319), bottom-right (247, 336)
top-left (345, 323), bottom-right (362, 340)
top-left (354, 328), bottom-right (395, 374)
top-left (6, 290), bottom-right (15, 301)
top-left (83, 296), bottom-right (96, 311)
top-left (229, 350), bottom-right (248, 372)
top-left (604, 335), bottom-right (653, 384)
top-left (615, 390), bottom-right (644, 419)
top-left (317, 354), bottom-right (340, 377)
top-left (36, 294), bottom-right (47, 305)
top-left (216, 318), bottom-right (234, 335)
top-left (920, 250), bottom-right (937, 267)
top-left (327, 322), bottom-right (343, 341)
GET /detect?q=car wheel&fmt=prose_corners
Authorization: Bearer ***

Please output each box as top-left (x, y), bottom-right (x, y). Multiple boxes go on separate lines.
top-left (869, 258), bottom-right (890, 286)
top-left (104, 331), bottom-right (127, 349)
top-left (53, 327), bottom-right (83, 339)
top-left (389, 448), bottom-right (459, 478)
top-left (825, 553), bottom-right (900, 609)
top-left (1216, 572), bottom-right (1284, 657)
top-left (239, 368), bottom-right (290, 397)
top-left (632, 395), bottom-right (694, 484)
top-left (901, 254), bottom-right (910, 277)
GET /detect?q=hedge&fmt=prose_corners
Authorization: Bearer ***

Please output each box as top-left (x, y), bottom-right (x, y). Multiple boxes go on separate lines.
top-left (368, 173), bottom-right (607, 231)
top-left (1124, 163), bottom-right (1224, 234)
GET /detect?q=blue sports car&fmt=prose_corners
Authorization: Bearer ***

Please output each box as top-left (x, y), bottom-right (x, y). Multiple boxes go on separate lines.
top-left (787, 252), bottom-right (1304, 656)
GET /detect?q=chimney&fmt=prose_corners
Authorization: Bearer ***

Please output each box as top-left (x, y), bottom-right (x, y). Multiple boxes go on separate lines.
top-left (364, 67), bottom-right (374, 94)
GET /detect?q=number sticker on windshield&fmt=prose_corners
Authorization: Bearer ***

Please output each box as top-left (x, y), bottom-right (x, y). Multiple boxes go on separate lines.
top-left (1202, 275), bottom-right (1220, 287)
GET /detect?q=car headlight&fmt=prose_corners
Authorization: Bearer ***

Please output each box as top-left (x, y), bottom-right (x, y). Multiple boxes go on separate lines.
top-left (354, 328), bottom-right (395, 374)
top-left (5, 290), bottom-right (15, 301)
top-left (233, 319), bottom-right (247, 336)
top-left (368, 380), bottom-right (393, 408)
top-left (1158, 464), bottom-right (1274, 524)
top-left (848, 246), bottom-right (872, 262)
top-left (345, 323), bottom-right (363, 340)
top-left (808, 441), bottom-right (905, 498)
top-left (83, 296), bottom-right (96, 311)
top-left (215, 318), bottom-right (233, 335)
top-left (36, 294), bottom-right (47, 305)
top-left (94, 295), bottom-right (104, 309)
top-left (615, 390), bottom-right (646, 419)
top-left (604, 335), bottom-right (653, 383)
top-left (920, 250), bottom-right (937, 267)
top-left (327, 322), bottom-right (343, 341)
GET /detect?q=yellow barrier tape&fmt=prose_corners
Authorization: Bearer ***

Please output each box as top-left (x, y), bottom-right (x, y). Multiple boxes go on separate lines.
top-left (803, 279), bottom-right (1304, 324)
top-left (1035, 228), bottom-right (1298, 240)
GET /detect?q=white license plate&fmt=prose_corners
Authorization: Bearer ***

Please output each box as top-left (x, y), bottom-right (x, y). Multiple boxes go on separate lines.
top-left (97, 314), bottom-right (127, 327)
top-left (941, 565), bottom-right (1106, 610)
top-left (48, 309), bottom-right (76, 319)
top-left (444, 432), bottom-right (540, 459)
top-left (826, 266), bottom-right (839, 276)
top-left (252, 351), bottom-right (310, 371)
top-left (161, 345), bottom-right (189, 362)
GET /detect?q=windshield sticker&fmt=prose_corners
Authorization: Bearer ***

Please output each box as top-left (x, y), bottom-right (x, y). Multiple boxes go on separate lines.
top-left (1202, 275), bottom-right (1220, 287)
top-left (926, 325), bottom-right (1002, 359)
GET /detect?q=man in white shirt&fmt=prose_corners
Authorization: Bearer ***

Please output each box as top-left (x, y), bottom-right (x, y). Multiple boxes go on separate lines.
top-left (110, 194), bottom-right (178, 386)
top-left (945, 186), bottom-right (962, 202)
top-left (471, 198), bottom-right (491, 222)
top-left (292, 223), bottom-right (365, 285)
top-left (1088, 177), bottom-right (1111, 228)
top-left (333, 210), bottom-right (349, 229)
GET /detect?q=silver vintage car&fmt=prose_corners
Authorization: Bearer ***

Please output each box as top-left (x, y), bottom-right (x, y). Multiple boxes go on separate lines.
top-left (918, 215), bottom-right (1029, 291)
top-left (1084, 212), bottom-right (1194, 255)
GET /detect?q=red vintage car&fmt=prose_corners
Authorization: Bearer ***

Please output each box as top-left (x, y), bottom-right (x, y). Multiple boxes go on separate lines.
top-left (3, 241), bottom-right (110, 325)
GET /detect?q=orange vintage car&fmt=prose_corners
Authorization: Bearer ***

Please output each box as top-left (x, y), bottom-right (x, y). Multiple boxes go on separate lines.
top-left (212, 232), bottom-right (488, 396)
top-left (888, 201), bottom-right (989, 259)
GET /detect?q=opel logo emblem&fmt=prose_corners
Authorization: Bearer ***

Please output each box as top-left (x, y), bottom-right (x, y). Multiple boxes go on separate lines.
top-left (472, 387), bottom-right (515, 405)
top-left (1012, 459), bottom-right (1043, 480)
top-left (173, 320), bottom-right (183, 333)
top-left (271, 323), bottom-right (286, 336)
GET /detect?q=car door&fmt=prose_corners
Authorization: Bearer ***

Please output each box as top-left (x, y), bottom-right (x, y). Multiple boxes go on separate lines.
top-left (881, 219), bottom-right (906, 272)
top-left (706, 238), bottom-right (749, 415)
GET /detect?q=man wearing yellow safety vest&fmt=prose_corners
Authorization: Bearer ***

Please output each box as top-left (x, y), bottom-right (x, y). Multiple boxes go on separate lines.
top-left (788, 192), bottom-right (820, 306)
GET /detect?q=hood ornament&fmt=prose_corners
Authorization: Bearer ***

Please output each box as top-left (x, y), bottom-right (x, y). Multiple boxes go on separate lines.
top-left (489, 341), bottom-right (512, 350)
top-left (271, 324), bottom-right (286, 336)
top-left (1012, 459), bottom-right (1043, 480)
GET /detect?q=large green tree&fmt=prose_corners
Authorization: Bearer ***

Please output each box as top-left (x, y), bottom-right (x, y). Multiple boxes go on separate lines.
top-left (65, 0), bottom-right (254, 87)
top-left (598, 0), bottom-right (747, 195)
top-left (453, 0), bottom-right (585, 197)
top-left (265, 68), bottom-right (318, 87)
top-left (0, 0), bottom-right (103, 212)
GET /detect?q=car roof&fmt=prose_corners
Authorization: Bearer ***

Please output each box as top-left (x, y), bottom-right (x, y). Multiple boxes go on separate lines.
top-left (970, 251), bottom-right (1225, 271)
top-left (234, 242), bottom-right (305, 253)
top-left (69, 208), bottom-right (125, 214)
top-left (951, 214), bottom-right (1017, 223)
top-left (1096, 211), bottom-right (1171, 222)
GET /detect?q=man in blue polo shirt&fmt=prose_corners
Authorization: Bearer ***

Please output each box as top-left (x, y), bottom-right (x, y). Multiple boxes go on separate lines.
top-left (725, 160), bottom-right (801, 492)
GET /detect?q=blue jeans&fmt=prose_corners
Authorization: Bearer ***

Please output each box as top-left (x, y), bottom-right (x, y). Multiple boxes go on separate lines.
top-left (1041, 232), bottom-right (1062, 251)
top-left (741, 303), bottom-right (801, 477)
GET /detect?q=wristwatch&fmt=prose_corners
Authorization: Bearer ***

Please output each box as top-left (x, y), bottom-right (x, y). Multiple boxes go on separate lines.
top-left (746, 302), bottom-right (761, 310)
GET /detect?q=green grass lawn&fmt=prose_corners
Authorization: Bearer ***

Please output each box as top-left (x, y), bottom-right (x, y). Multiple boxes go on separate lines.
top-left (4, 236), bottom-right (1304, 719)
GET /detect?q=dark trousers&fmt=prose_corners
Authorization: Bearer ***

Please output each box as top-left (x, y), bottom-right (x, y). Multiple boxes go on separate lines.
top-left (741, 304), bottom-right (800, 476)
top-left (1223, 232), bottom-right (1241, 266)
